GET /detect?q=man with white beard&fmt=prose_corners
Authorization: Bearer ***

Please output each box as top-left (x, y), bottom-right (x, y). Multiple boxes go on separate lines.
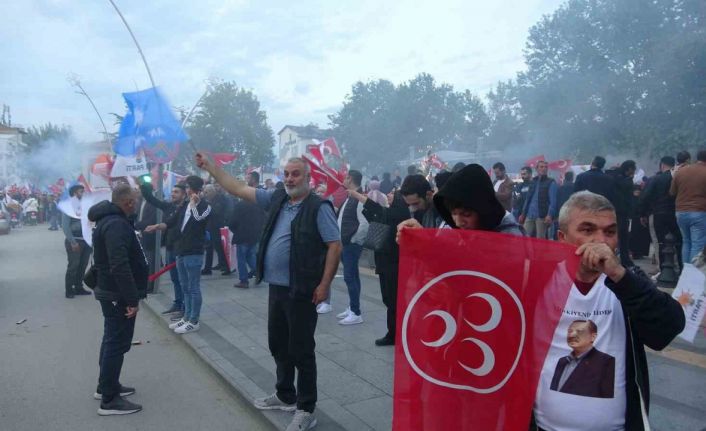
top-left (196, 154), bottom-right (341, 431)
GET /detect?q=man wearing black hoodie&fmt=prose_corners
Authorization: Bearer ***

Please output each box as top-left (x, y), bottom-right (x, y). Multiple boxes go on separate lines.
top-left (89, 184), bottom-right (148, 416)
top-left (398, 164), bottom-right (523, 236)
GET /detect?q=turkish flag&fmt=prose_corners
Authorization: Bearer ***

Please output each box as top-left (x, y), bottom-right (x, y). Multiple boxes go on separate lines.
top-left (524, 155), bottom-right (546, 168)
top-left (547, 159), bottom-right (572, 173)
top-left (394, 229), bottom-right (579, 431)
top-left (321, 137), bottom-right (341, 158)
top-left (211, 152), bottom-right (239, 167)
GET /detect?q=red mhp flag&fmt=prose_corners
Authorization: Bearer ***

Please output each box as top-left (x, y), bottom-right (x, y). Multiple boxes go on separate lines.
top-left (394, 229), bottom-right (579, 430)
top-left (321, 137), bottom-right (341, 158)
top-left (306, 144), bottom-right (325, 164)
top-left (524, 154), bottom-right (546, 168)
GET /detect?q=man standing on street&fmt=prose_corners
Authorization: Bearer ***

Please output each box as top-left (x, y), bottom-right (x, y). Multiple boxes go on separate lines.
top-left (670, 149), bottom-right (706, 263)
top-left (520, 160), bottom-right (557, 239)
top-left (146, 176), bottom-right (211, 335)
top-left (336, 170), bottom-right (369, 325)
top-left (202, 184), bottom-right (230, 275)
top-left (139, 180), bottom-right (187, 317)
top-left (89, 184), bottom-right (148, 416)
top-left (532, 191), bottom-right (684, 430)
top-left (639, 156), bottom-right (683, 275)
top-left (62, 184), bottom-right (92, 298)
top-left (492, 162), bottom-right (514, 212)
top-left (512, 166), bottom-right (532, 220)
top-left (196, 153), bottom-right (341, 431)
top-left (574, 156), bottom-right (615, 204)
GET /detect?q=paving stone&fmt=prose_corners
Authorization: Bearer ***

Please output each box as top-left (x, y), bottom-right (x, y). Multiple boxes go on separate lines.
top-left (345, 395), bottom-right (393, 431)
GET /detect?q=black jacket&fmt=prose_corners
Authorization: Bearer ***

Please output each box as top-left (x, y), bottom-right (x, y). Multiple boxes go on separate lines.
top-left (206, 194), bottom-right (228, 231)
top-left (638, 171), bottom-right (676, 216)
top-left (229, 199), bottom-right (265, 245)
top-left (574, 168), bottom-right (616, 204)
top-left (533, 268), bottom-right (685, 430)
top-left (89, 201), bottom-right (149, 307)
top-left (362, 194), bottom-right (410, 275)
top-left (607, 169), bottom-right (634, 216)
top-left (556, 181), bottom-right (575, 216)
top-left (165, 199), bottom-right (211, 256)
top-left (139, 183), bottom-right (183, 249)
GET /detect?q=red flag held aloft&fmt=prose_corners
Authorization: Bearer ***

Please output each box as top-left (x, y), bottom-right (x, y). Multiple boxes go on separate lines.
top-left (321, 137), bottom-right (341, 158)
top-left (211, 152), bottom-right (239, 167)
top-left (394, 229), bottom-right (579, 431)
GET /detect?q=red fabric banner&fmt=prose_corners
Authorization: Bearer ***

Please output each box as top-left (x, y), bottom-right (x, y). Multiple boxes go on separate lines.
top-left (394, 229), bottom-right (579, 430)
top-left (524, 154), bottom-right (546, 168)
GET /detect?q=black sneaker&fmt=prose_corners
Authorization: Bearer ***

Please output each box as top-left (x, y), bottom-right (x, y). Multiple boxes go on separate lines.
top-left (94, 385), bottom-right (136, 400)
top-left (375, 336), bottom-right (395, 346)
top-left (201, 269), bottom-right (212, 276)
top-left (221, 269), bottom-right (232, 276)
top-left (74, 287), bottom-right (92, 296)
top-left (97, 395), bottom-right (142, 416)
top-left (161, 304), bottom-right (182, 315)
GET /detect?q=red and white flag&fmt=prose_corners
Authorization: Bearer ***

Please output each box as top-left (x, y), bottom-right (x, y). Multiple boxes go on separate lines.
top-left (77, 174), bottom-right (92, 193)
top-left (524, 155), bottom-right (546, 168)
top-left (394, 229), bottom-right (579, 430)
top-left (320, 137), bottom-right (341, 158)
top-left (211, 152), bottom-right (239, 167)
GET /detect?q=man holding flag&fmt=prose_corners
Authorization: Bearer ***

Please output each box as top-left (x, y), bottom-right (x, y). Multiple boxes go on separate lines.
top-left (196, 153), bottom-right (341, 431)
top-left (393, 183), bottom-right (684, 430)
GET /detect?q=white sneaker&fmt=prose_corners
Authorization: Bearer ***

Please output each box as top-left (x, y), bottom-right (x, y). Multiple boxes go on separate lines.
top-left (316, 303), bottom-right (332, 314)
top-left (168, 318), bottom-right (185, 330)
top-left (175, 321), bottom-right (200, 334)
top-left (338, 313), bottom-right (363, 325)
top-left (336, 308), bottom-right (351, 319)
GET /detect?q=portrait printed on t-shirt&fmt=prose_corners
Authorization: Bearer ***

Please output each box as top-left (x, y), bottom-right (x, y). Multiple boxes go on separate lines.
top-left (549, 319), bottom-right (615, 399)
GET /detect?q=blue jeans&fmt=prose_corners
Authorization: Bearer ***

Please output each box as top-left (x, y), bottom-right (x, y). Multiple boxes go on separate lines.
top-left (177, 254), bottom-right (204, 323)
top-left (341, 243), bottom-right (363, 315)
top-left (236, 243), bottom-right (258, 282)
top-left (167, 249), bottom-right (183, 309)
top-left (676, 211), bottom-right (706, 263)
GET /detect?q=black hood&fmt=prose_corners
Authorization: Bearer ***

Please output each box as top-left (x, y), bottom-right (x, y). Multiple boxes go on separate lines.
top-left (433, 164), bottom-right (506, 230)
top-left (88, 200), bottom-right (124, 222)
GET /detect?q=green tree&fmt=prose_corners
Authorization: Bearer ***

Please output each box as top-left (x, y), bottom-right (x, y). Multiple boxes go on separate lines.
top-left (23, 123), bottom-right (73, 153)
top-left (329, 74), bottom-right (489, 172)
top-left (183, 80), bottom-right (275, 174)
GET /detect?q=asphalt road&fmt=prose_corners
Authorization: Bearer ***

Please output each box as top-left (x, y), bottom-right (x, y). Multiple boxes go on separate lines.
top-left (0, 225), bottom-right (272, 431)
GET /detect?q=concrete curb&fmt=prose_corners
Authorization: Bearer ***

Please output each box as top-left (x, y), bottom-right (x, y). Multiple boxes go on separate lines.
top-left (141, 294), bottom-right (286, 430)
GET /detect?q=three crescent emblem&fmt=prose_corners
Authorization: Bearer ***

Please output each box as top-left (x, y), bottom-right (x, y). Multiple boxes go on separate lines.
top-left (402, 271), bottom-right (526, 394)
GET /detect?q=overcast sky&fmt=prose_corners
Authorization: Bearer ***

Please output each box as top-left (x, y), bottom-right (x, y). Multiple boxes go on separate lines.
top-left (1, 0), bottom-right (565, 142)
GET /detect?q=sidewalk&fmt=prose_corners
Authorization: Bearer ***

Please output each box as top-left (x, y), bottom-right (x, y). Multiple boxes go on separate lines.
top-left (144, 262), bottom-right (393, 431)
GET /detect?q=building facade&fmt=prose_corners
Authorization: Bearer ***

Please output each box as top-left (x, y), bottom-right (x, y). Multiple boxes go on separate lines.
top-left (277, 124), bottom-right (331, 167)
top-left (0, 125), bottom-right (27, 187)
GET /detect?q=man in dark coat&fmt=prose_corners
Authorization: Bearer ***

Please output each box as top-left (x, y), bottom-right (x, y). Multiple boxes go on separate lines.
top-left (229, 196), bottom-right (265, 288)
top-left (574, 156), bottom-right (616, 204)
top-left (639, 156), bottom-right (683, 272)
top-left (550, 320), bottom-right (615, 399)
top-left (202, 184), bottom-right (230, 275)
top-left (607, 160), bottom-right (637, 267)
top-left (89, 184), bottom-right (148, 416)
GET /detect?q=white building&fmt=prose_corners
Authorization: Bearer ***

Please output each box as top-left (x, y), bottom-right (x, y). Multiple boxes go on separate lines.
top-left (277, 125), bottom-right (331, 167)
top-left (0, 125), bottom-right (27, 186)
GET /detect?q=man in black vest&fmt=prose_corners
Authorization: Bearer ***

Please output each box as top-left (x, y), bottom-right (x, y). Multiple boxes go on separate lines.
top-left (520, 160), bottom-right (558, 239)
top-left (196, 153), bottom-right (341, 431)
top-left (336, 170), bottom-right (369, 325)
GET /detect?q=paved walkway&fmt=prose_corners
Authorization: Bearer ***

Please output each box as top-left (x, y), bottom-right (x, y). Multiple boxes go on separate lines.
top-left (144, 262), bottom-right (394, 431)
top-left (142, 255), bottom-right (706, 431)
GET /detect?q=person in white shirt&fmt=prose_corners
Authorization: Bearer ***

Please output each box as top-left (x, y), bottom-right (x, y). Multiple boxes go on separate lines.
top-left (532, 191), bottom-right (684, 431)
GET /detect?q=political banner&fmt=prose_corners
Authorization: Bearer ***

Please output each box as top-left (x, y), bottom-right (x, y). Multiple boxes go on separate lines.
top-left (672, 263), bottom-right (706, 343)
top-left (110, 153), bottom-right (149, 178)
top-left (394, 229), bottom-right (579, 430)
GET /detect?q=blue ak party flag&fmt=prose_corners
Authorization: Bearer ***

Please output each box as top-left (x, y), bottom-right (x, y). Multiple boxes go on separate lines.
top-left (115, 87), bottom-right (188, 163)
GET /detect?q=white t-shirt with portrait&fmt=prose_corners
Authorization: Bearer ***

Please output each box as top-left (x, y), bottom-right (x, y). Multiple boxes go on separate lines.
top-left (534, 274), bottom-right (627, 431)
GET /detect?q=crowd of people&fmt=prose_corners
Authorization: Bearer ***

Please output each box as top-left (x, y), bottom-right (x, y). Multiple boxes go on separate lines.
top-left (41, 147), bottom-right (704, 430)
top-left (0, 189), bottom-right (60, 230)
